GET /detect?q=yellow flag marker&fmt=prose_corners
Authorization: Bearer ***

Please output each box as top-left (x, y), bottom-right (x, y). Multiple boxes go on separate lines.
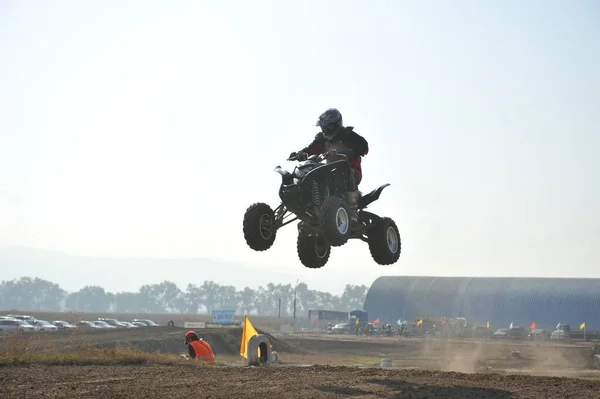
top-left (240, 315), bottom-right (259, 359)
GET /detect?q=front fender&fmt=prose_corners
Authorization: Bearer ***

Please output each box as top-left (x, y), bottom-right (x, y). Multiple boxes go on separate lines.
top-left (274, 166), bottom-right (294, 185)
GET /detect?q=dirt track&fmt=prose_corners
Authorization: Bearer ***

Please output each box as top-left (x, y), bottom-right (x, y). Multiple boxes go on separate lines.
top-left (3, 325), bottom-right (600, 398)
top-left (3, 364), bottom-right (600, 399)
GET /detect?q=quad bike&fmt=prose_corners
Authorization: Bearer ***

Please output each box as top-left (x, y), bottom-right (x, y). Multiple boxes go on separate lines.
top-left (242, 150), bottom-right (401, 269)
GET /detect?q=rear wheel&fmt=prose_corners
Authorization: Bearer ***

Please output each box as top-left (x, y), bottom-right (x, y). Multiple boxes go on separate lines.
top-left (297, 231), bottom-right (331, 269)
top-left (367, 217), bottom-right (401, 265)
top-left (243, 203), bottom-right (277, 251)
top-left (320, 196), bottom-right (351, 247)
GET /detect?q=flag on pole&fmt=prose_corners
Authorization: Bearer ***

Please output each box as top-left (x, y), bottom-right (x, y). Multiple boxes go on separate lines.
top-left (509, 321), bottom-right (513, 329)
top-left (396, 319), bottom-right (402, 325)
top-left (530, 322), bottom-right (536, 330)
top-left (240, 315), bottom-right (259, 359)
top-left (374, 318), bottom-right (380, 324)
top-left (580, 322), bottom-right (586, 330)
top-left (486, 320), bottom-right (490, 329)
top-left (417, 319), bottom-right (423, 327)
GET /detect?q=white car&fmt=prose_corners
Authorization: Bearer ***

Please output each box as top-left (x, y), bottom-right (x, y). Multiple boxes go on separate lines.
top-left (32, 320), bottom-right (59, 332)
top-left (131, 319), bottom-right (159, 326)
top-left (91, 320), bottom-right (116, 329)
top-left (0, 318), bottom-right (36, 334)
top-left (52, 320), bottom-right (78, 331)
top-left (76, 321), bottom-right (101, 329)
top-left (6, 314), bottom-right (39, 325)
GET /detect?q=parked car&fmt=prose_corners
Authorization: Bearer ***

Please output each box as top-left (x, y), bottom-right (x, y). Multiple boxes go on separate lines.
top-left (0, 318), bottom-right (36, 334)
top-left (52, 321), bottom-right (78, 331)
top-left (97, 318), bottom-right (128, 328)
top-left (6, 314), bottom-right (38, 325)
top-left (131, 322), bottom-right (148, 327)
top-left (493, 328), bottom-right (509, 338)
top-left (528, 328), bottom-right (550, 340)
top-left (76, 321), bottom-right (101, 329)
top-left (131, 319), bottom-right (159, 326)
top-left (118, 321), bottom-right (138, 328)
top-left (508, 326), bottom-right (528, 339)
top-left (551, 329), bottom-right (570, 341)
top-left (329, 323), bottom-right (353, 334)
top-left (91, 320), bottom-right (116, 329)
top-left (31, 320), bottom-right (59, 332)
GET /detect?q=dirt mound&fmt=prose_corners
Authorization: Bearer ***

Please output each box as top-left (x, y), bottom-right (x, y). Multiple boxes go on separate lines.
top-left (7, 326), bottom-right (300, 357)
top-left (3, 364), bottom-right (600, 398)
top-left (107, 327), bottom-right (300, 356)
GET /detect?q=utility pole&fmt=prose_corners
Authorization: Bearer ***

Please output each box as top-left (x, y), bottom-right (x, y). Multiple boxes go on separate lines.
top-left (278, 298), bottom-right (281, 318)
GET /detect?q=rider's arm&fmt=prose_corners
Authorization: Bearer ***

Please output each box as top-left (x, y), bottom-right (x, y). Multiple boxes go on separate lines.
top-left (188, 344), bottom-right (196, 359)
top-left (302, 133), bottom-right (326, 155)
top-left (346, 130), bottom-right (369, 157)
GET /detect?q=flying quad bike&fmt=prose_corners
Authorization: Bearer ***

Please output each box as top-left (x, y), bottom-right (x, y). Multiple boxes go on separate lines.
top-left (242, 150), bottom-right (401, 269)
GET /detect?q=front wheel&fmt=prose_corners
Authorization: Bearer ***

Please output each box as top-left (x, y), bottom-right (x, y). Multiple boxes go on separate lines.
top-left (367, 217), bottom-right (401, 265)
top-left (319, 196), bottom-right (351, 247)
top-left (297, 231), bottom-right (331, 269)
top-left (243, 203), bottom-right (277, 251)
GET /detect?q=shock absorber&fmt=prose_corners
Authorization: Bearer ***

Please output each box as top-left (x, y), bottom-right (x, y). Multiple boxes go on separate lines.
top-left (312, 180), bottom-right (321, 208)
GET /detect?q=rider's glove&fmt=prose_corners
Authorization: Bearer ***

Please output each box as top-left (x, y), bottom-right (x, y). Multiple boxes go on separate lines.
top-left (296, 151), bottom-right (308, 161)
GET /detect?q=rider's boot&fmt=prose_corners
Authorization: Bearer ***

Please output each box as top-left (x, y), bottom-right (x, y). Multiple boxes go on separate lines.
top-left (347, 190), bottom-right (360, 223)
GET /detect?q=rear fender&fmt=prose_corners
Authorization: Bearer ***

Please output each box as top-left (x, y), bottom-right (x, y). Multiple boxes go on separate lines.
top-left (358, 183), bottom-right (390, 209)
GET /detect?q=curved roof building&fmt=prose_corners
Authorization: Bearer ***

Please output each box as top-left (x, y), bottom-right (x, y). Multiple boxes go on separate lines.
top-left (364, 276), bottom-right (600, 330)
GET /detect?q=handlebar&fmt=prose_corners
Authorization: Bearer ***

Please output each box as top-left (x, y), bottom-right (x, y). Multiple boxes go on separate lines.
top-left (287, 150), bottom-right (347, 162)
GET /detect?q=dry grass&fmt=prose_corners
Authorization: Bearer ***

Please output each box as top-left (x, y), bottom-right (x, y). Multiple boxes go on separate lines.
top-left (0, 347), bottom-right (190, 366)
top-left (0, 331), bottom-right (192, 367)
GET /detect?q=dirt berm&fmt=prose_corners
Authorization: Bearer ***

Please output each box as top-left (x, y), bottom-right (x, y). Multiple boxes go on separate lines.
top-left (26, 326), bottom-right (299, 356)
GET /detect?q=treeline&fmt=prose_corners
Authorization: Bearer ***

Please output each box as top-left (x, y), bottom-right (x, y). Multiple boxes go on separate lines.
top-left (0, 277), bottom-right (368, 316)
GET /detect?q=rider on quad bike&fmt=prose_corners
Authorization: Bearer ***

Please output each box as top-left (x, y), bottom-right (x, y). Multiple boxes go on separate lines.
top-left (289, 108), bottom-right (369, 222)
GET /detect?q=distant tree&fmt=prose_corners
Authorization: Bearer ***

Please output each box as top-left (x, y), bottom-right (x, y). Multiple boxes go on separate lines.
top-left (200, 281), bottom-right (220, 313)
top-left (113, 292), bottom-right (142, 313)
top-left (64, 285), bottom-right (113, 312)
top-left (0, 276), bottom-right (367, 317)
top-left (184, 283), bottom-right (204, 314)
top-left (0, 277), bottom-right (66, 311)
top-left (214, 284), bottom-right (238, 311)
top-left (138, 281), bottom-right (184, 313)
top-left (340, 284), bottom-right (369, 311)
top-left (294, 283), bottom-right (314, 315)
top-left (237, 287), bottom-right (256, 315)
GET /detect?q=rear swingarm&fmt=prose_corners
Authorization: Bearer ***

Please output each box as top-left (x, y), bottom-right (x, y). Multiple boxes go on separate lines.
top-left (350, 210), bottom-right (383, 242)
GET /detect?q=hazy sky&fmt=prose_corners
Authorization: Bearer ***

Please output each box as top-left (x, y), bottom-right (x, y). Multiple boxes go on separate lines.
top-left (1, 0), bottom-right (599, 294)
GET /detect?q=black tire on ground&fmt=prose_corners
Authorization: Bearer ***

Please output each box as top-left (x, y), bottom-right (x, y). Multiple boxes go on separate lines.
top-left (297, 231), bottom-right (331, 269)
top-left (243, 203), bottom-right (277, 251)
top-left (367, 217), bottom-right (401, 265)
top-left (247, 334), bottom-right (272, 366)
top-left (319, 196), bottom-right (351, 247)
top-left (271, 351), bottom-right (279, 363)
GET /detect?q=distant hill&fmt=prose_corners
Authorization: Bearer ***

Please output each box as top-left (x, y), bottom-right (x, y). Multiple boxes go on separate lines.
top-left (0, 246), bottom-right (302, 293)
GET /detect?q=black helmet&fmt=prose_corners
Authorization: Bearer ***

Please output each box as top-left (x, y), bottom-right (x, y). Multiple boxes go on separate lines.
top-left (316, 108), bottom-right (343, 138)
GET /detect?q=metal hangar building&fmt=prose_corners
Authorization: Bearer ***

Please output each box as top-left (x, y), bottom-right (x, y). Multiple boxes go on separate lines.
top-left (363, 276), bottom-right (600, 329)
